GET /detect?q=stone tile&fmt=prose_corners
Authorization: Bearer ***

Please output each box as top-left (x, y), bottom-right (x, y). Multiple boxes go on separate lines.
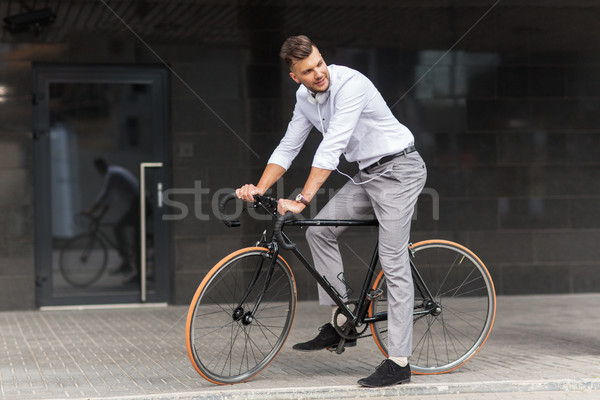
top-left (0, 295), bottom-right (599, 398)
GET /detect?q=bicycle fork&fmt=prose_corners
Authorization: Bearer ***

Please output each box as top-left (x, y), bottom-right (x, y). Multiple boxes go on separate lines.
top-left (231, 243), bottom-right (280, 325)
top-left (411, 249), bottom-right (442, 318)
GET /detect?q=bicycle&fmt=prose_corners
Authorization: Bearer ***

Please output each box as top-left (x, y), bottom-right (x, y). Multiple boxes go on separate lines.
top-left (186, 194), bottom-right (496, 385)
top-left (59, 214), bottom-right (133, 287)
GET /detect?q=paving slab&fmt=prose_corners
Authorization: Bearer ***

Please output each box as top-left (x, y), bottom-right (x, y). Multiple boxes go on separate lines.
top-left (0, 294), bottom-right (599, 399)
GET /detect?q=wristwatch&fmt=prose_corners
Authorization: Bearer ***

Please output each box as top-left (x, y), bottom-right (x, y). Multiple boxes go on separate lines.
top-left (295, 193), bottom-right (310, 206)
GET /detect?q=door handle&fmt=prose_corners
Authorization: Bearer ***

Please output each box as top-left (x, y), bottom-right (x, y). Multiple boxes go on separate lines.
top-left (139, 162), bottom-right (163, 302)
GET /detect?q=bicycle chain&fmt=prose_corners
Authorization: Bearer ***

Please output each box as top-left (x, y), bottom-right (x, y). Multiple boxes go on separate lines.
top-left (334, 326), bottom-right (387, 341)
top-left (355, 328), bottom-right (389, 340)
top-left (335, 325), bottom-right (370, 340)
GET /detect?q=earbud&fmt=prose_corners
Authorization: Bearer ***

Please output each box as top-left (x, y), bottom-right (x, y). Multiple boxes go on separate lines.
top-left (308, 92), bottom-right (329, 105)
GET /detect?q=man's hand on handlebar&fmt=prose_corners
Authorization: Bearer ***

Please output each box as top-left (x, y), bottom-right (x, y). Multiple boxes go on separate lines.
top-left (226, 191), bottom-right (297, 249)
top-left (235, 184), bottom-right (305, 215)
top-left (277, 198), bottom-right (305, 215)
top-left (235, 184), bottom-right (264, 202)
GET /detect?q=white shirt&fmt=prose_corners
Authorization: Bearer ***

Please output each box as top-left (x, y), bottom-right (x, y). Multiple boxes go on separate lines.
top-left (268, 64), bottom-right (414, 171)
top-left (95, 166), bottom-right (140, 207)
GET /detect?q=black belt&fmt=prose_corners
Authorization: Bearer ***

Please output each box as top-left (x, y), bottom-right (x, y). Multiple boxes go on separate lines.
top-left (363, 145), bottom-right (416, 172)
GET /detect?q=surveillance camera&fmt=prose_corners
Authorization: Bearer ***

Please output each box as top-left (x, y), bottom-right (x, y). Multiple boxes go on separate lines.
top-left (3, 8), bottom-right (56, 34)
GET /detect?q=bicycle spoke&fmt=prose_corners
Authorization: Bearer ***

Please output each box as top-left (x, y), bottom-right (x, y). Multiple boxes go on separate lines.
top-left (201, 321), bottom-right (238, 371)
top-left (237, 323), bottom-right (269, 359)
top-left (431, 251), bottom-right (460, 298)
top-left (252, 318), bottom-right (281, 347)
top-left (441, 313), bottom-right (468, 361)
top-left (223, 320), bottom-right (241, 376)
top-left (442, 305), bottom-right (488, 331)
top-left (194, 319), bottom-right (235, 338)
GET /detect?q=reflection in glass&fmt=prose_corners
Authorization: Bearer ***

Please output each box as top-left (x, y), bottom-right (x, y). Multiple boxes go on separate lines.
top-left (49, 83), bottom-right (156, 298)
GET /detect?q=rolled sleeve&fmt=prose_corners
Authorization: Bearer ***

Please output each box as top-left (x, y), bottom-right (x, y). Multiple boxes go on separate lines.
top-left (267, 101), bottom-right (313, 170)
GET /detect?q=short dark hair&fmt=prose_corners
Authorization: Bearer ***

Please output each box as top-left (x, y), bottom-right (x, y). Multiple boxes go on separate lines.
top-left (280, 35), bottom-right (317, 68)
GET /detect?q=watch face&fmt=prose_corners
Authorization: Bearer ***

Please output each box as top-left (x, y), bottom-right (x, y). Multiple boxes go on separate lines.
top-left (295, 193), bottom-right (308, 205)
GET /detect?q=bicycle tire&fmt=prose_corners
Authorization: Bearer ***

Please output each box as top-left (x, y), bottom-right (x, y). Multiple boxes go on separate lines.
top-left (369, 239), bottom-right (496, 374)
top-left (186, 247), bottom-right (297, 385)
top-left (59, 234), bottom-right (108, 288)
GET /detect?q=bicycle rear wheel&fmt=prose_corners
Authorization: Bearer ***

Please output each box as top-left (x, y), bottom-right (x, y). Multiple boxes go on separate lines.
top-left (186, 247), bottom-right (297, 385)
top-left (369, 239), bottom-right (496, 374)
top-left (59, 234), bottom-right (108, 287)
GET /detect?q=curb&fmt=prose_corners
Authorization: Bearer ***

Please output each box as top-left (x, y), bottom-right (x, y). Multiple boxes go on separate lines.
top-left (73, 378), bottom-right (600, 400)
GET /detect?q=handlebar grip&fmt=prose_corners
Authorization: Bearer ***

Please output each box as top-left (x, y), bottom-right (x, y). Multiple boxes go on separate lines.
top-left (274, 212), bottom-right (296, 250)
top-left (218, 193), bottom-right (241, 227)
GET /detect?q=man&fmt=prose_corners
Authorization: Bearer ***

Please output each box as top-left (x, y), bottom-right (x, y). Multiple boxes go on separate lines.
top-left (85, 158), bottom-right (141, 280)
top-left (236, 35), bottom-right (426, 387)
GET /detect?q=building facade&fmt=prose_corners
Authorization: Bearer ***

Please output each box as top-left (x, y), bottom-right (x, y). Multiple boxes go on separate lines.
top-left (0, 0), bottom-right (599, 310)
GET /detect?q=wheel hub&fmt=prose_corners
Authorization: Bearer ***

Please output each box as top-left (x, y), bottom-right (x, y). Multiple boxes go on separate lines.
top-left (242, 312), bottom-right (254, 325)
top-left (427, 301), bottom-right (442, 316)
top-left (232, 307), bottom-right (244, 321)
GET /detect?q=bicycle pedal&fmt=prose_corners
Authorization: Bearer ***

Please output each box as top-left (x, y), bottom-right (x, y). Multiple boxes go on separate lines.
top-left (327, 345), bottom-right (345, 353)
top-left (326, 338), bottom-right (356, 353)
top-left (367, 288), bottom-right (384, 301)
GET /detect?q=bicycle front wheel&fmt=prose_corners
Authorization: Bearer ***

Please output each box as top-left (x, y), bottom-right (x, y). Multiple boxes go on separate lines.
top-left (369, 239), bottom-right (496, 374)
top-left (59, 234), bottom-right (108, 287)
top-left (186, 247), bottom-right (297, 385)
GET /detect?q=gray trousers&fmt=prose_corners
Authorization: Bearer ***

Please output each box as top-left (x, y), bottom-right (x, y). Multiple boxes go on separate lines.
top-left (306, 151), bottom-right (427, 357)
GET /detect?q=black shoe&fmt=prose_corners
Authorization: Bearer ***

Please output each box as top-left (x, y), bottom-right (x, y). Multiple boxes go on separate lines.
top-left (292, 323), bottom-right (356, 351)
top-left (110, 263), bottom-right (133, 276)
top-left (358, 359), bottom-right (411, 387)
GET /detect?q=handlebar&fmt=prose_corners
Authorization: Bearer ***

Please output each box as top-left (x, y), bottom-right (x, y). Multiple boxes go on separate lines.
top-left (274, 212), bottom-right (297, 250)
top-left (218, 193), bottom-right (241, 227)
top-left (218, 193), bottom-right (297, 250)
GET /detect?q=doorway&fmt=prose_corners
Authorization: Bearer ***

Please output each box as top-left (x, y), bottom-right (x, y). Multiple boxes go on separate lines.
top-left (33, 65), bottom-right (171, 307)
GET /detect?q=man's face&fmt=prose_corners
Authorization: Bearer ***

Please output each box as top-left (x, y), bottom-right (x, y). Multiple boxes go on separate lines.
top-left (289, 46), bottom-right (330, 93)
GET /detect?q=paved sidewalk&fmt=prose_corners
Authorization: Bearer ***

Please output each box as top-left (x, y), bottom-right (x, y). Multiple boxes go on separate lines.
top-left (0, 294), bottom-right (599, 399)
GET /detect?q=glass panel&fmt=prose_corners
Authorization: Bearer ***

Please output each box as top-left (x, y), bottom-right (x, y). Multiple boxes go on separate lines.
top-left (48, 82), bottom-right (156, 299)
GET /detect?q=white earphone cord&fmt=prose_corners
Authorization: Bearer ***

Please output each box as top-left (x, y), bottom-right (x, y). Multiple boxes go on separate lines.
top-left (336, 166), bottom-right (393, 185)
top-left (317, 102), bottom-right (393, 185)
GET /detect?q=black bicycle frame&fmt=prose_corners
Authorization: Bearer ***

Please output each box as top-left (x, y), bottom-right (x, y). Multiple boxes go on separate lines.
top-left (224, 193), bottom-right (438, 329)
top-left (282, 219), bottom-right (381, 324)
top-left (279, 219), bottom-right (439, 325)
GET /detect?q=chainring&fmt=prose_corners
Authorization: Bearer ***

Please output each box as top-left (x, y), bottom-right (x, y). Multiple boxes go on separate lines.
top-left (333, 301), bottom-right (369, 339)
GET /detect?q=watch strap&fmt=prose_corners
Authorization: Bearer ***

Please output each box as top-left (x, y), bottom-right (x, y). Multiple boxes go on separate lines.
top-left (296, 193), bottom-right (310, 206)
